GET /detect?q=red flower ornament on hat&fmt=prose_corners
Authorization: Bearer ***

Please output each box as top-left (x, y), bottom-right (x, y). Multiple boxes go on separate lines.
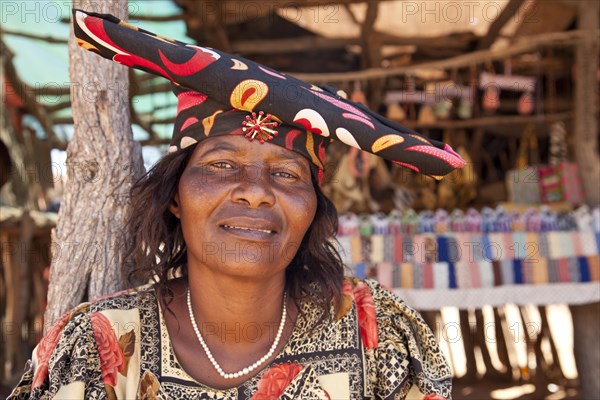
top-left (242, 111), bottom-right (279, 143)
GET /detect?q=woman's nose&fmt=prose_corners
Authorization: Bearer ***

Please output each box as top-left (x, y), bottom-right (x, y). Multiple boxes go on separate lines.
top-left (231, 165), bottom-right (276, 208)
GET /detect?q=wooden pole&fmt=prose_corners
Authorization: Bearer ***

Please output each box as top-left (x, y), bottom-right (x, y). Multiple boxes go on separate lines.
top-left (572, 4), bottom-right (600, 396)
top-left (574, 0), bottom-right (600, 206)
top-left (44, 0), bottom-right (144, 326)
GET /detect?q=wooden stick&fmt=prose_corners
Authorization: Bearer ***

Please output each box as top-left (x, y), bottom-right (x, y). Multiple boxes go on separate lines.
top-left (290, 30), bottom-right (600, 82)
top-left (0, 28), bottom-right (67, 44)
top-left (477, 0), bottom-right (526, 50)
top-left (401, 111), bottom-right (573, 133)
top-left (231, 31), bottom-right (475, 54)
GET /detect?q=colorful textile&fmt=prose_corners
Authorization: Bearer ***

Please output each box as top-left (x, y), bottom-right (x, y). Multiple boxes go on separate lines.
top-left (393, 234), bottom-right (404, 263)
top-left (580, 232), bottom-right (599, 256)
top-left (448, 263), bottom-right (457, 289)
top-left (559, 162), bottom-right (584, 205)
top-left (350, 236), bottom-right (362, 264)
top-left (557, 259), bottom-right (570, 282)
top-left (384, 235), bottom-right (395, 263)
top-left (547, 259), bottom-right (559, 283)
top-left (478, 261), bottom-right (494, 288)
top-left (500, 259), bottom-right (514, 286)
top-left (513, 259), bottom-right (524, 284)
top-left (338, 213), bottom-right (600, 289)
top-left (8, 280), bottom-right (452, 400)
top-left (72, 10), bottom-right (464, 178)
top-left (578, 257), bottom-right (590, 282)
top-left (469, 262), bottom-right (482, 288)
top-left (371, 234), bottom-right (385, 263)
top-left (532, 258), bottom-right (549, 284)
top-left (423, 263), bottom-right (434, 289)
top-left (354, 262), bottom-right (367, 279)
top-left (492, 261), bottom-right (502, 286)
top-left (377, 262), bottom-right (393, 289)
top-left (506, 166), bottom-right (541, 204)
top-left (588, 256), bottom-right (600, 281)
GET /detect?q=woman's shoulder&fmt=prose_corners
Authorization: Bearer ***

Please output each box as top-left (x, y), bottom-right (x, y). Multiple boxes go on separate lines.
top-left (343, 277), bottom-right (429, 322)
top-left (40, 284), bottom-right (155, 343)
top-left (342, 276), bottom-right (442, 348)
top-left (87, 284), bottom-right (156, 313)
top-left (7, 285), bottom-right (157, 399)
top-left (41, 285), bottom-right (157, 335)
top-left (341, 277), bottom-right (452, 399)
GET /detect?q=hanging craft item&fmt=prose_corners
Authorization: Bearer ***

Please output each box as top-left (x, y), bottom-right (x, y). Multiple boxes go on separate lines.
top-left (482, 85), bottom-right (500, 112)
top-left (546, 122), bottom-right (583, 205)
top-left (386, 102), bottom-right (406, 121)
top-left (457, 99), bottom-right (472, 119)
top-left (480, 66), bottom-right (536, 114)
top-left (465, 208), bottom-right (481, 232)
top-left (350, 80), bottom-right (367, 104)
top-left (549, 121), bottom-right (568, 165)
top-left (517, 91), bottom-right (535, 115)
top-left (506, 125), bottom-right (542, 204)
top-left (418, 104), bottom-right (436, 125)
top-left (433, 100), bottom-right (452, 120)
top-left (539, 165), bottom-right (562, 203)
top-left (558, 162), bottom-right (584, 205)
top-left (450, 209), bottom-right (466, 232)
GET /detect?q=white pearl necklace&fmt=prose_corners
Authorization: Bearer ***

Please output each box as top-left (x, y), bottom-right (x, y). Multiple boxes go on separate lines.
top-left (186, 288), bottom-right (287, 379)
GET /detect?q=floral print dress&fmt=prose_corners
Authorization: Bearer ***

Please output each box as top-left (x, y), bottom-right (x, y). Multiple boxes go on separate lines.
top-left (8, 278), bottom-right (452, 399)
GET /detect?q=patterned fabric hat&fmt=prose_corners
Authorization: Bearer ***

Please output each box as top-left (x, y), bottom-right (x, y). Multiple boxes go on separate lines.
top-left (72, 9), bottom-right (465, 180)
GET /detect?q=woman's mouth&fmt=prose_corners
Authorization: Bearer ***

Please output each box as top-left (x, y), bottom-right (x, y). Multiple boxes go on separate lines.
top-left (220, 224), bottom-right (275, 235)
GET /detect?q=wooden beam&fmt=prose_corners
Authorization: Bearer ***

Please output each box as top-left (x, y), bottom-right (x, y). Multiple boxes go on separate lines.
top-left (232, 36), bottom-right (353, 54)
top-left (477, 0), bottom-right (526, 50)
top-left (231, 31), bottom-right (475, 55)
top-left (290, 29), bottom-right (599, 82)
top-left (361, 0), bottom-right (382, 109)
top-left (400, 111), bottom-right (574, 134)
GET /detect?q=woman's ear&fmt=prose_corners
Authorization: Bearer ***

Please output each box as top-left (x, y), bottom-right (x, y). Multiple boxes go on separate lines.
top-left (169, 194), bottom-right (181, 218)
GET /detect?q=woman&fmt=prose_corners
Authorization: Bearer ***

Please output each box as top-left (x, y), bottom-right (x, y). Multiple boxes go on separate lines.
top-left (9, 10), bottom-right (464, 399)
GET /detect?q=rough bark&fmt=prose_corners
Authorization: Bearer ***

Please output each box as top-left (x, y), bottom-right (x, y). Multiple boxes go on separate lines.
top-left (574, 0), bottom-right (600, 206)
top-left (44, 0), bottom-right (144, 326)
top-left (571, 302), bottom-right (600, 399)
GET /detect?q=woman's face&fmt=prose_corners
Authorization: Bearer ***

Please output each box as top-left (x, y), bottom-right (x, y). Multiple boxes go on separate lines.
top-left (170, 135), bottom-right (317, 281)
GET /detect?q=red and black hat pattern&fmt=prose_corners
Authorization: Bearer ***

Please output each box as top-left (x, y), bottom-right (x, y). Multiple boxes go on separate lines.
top-left (72, 9), bottom-right (465, 179)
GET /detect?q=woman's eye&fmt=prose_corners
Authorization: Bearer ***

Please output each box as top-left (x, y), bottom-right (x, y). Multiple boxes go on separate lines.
top-left (273, 171), bottom-right (297, 179)
top-left (210, 162), bottom-right (234, 169)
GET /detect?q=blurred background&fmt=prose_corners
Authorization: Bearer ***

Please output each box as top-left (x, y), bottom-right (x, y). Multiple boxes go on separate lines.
top-left (1, 1), bottom-right (599, 398)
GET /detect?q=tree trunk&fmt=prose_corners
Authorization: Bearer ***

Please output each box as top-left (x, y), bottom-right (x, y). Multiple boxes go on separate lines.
top-left (571, 302), bottom-right (600, 399)
top-left (574, 0), bottom-right (600, 206)
top-left (45, 0), bottom-right (144, 326)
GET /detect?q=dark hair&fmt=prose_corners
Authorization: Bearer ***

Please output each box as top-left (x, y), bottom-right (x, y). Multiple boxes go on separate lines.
top-left (125, 144), bottom-right (345, 324)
